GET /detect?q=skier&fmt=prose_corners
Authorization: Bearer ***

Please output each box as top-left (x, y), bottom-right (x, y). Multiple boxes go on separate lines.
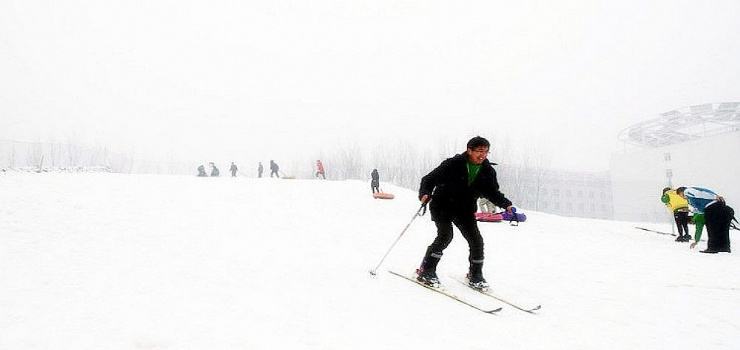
top-left (197, 165), bottom-right (207, 177)
top-left (661, 187), bottom-right (690, 242)
top-left (210, 162), bottom-right (220, 177)
top-left (315, 160), bottom-right (326, 179)
top-left (269, 160), bottom-right (280, 178)
top-left (416, 136), bottom-right (513, 290)
top-left (677, 186), bottom-right (732, 253)
top-left (370, 168), bottom-right (380, 193)
top-left (258, 162), bottom-right (264, 178)
top-left (230, 162), bottom-right (238, 177)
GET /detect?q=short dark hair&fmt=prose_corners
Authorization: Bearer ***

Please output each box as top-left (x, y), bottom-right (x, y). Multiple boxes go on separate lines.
top-left (662, 187), bottom-right (671, 194)
top-left (676, 186), bottom-right (686, 194)
top-left (466, 136), bottom-right (490, 150)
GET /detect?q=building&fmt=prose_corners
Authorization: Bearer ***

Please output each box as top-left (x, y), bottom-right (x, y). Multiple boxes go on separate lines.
top-left (497, 165), bottom-right (614, 219)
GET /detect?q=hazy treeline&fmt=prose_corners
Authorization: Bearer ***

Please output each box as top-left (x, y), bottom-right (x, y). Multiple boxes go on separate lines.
top-left (0, 139), bottom-right (192, 174)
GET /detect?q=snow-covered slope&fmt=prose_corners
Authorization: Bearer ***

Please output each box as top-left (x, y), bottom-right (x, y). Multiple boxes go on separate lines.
top-left (1, 173), bottom-right (738, 349)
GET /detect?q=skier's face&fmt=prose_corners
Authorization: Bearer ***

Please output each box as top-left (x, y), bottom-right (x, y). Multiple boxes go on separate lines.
top-left (467, 147), bottom-right (489, 165)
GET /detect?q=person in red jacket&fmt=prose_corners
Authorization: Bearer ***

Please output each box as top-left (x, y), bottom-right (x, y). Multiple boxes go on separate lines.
top-left (315, 160), bottom-right (326, 179)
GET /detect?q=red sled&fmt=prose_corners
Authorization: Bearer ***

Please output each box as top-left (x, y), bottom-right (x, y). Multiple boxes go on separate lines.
top-left (373, 192), bottom-right (395, 200)
top-left (475, 212), bottom-right (503, 222)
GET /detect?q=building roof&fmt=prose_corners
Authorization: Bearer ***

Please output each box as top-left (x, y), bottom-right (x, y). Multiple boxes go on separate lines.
top-left (618, 102), bottom-right (740, 148)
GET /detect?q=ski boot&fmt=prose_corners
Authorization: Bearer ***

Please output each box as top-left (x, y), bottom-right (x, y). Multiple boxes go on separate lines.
top-left (417, 250), bottom-right (442, 287)
top-left (466, 272), bottom-right (489, 291)
top-left (416, 268), bottom-right (440, 288)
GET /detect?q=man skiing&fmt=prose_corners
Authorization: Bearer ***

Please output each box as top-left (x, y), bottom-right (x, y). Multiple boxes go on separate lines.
top-left (417, 136), bottom-right (513, 290)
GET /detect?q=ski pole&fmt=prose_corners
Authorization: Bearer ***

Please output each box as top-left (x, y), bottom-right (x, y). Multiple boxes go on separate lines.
top-left (369, 203), bottom-right (427, 276)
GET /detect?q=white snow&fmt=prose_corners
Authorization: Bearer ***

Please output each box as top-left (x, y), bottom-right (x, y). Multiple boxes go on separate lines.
top-left (1, 173), bottom-right (739, 349)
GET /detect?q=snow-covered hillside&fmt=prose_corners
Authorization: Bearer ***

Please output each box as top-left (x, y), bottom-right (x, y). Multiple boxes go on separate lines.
top-left (1, 173), bottom-right (738, 350)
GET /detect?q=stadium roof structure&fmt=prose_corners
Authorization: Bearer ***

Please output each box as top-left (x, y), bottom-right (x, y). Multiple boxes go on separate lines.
top-left (618, 102), bottom-right (740, 148)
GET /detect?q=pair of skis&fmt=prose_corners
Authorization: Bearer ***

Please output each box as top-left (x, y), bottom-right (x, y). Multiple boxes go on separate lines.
top-left (388, 270), bottom-right (541, 314)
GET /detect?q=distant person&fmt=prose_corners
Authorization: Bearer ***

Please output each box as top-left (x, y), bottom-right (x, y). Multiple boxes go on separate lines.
top-left (416, 136), bottom-right (514, 290)
top-left (661, 187), bottom-right (690, 242)
top-left (371, 168), bottom-right (380, 193)
top-left (258, 162), bottom-right (264, 178)
top-left (315, 160), bottom-right (326, 179)
top-left (269, 160), bottom-right (280, 178)
top-left (676, 186), bottom-right (732, 253)
top-left (230, 162), bottom-right (238, 177)
top-left (210, 162), bottom-right (220, 177)
top-left (478, 198), bottom-right (497, 213)
top-left (197, 165), bottom-right (207, 177)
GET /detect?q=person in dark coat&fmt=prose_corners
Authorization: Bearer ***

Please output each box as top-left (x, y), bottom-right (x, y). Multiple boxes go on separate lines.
top-left (371, 169), bottom-right (380, 193)
top-left (417, 136), bottom-right (513, 290)
top-left (258, 162), bottom-right (264, 178)
top-left (210, 162), bottom-right (220, 177)
top-left (269, 160), bottom-right (280, 178)
top-left (703, 201), bottom-right (733, 253)
top-left (230, 162), bottom-right (238, 177)
top-left (197, 165), bottom-right (207, 177)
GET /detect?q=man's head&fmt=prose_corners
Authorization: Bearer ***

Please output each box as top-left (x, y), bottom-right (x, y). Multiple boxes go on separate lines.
top-left (662, 187), bottom-right (671, 194)
top-left (676, 186), bottom-right (687, 198)
top-left (466, 136), bottom-right (490, 165)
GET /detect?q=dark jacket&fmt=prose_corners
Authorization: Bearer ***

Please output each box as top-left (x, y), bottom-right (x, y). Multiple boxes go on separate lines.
top-left (419, 153), bottom-right (511, 221)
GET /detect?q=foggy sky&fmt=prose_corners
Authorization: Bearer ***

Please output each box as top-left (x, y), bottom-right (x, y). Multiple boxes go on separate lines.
top-left (2, 0), bottom-right (739, 171)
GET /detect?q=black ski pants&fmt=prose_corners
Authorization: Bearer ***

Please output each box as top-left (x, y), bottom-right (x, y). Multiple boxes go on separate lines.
top-left (704, 202), bottom-right (732, 252)
top-left (427, 215), bottom-right (485, 265)
top-left (674, 211), bottom-right (689, 236)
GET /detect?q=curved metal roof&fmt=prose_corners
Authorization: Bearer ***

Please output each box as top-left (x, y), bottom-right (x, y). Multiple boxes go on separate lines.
top-left (618, 102), bottom-right (740, 147)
